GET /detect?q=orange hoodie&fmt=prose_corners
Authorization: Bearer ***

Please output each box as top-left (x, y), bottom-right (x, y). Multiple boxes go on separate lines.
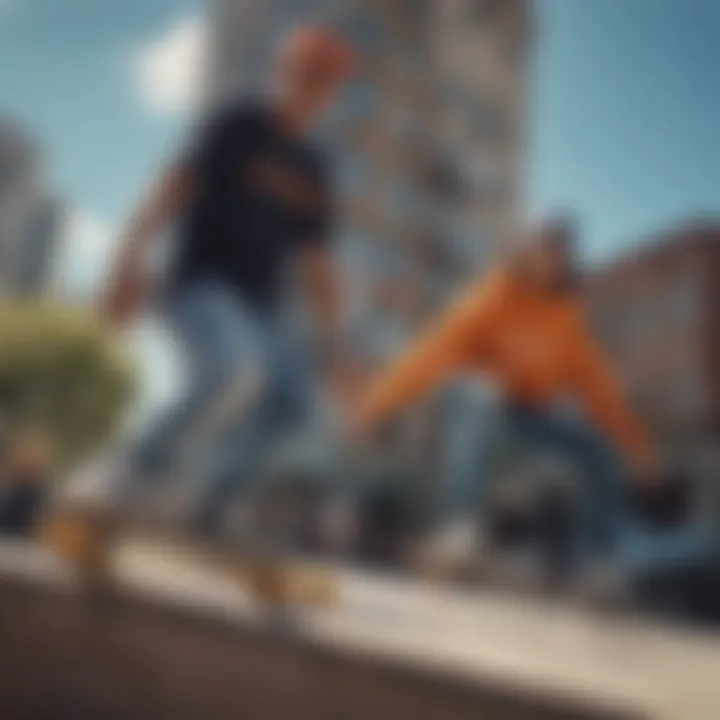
top-left (362, 270), bottom-right (651, 462)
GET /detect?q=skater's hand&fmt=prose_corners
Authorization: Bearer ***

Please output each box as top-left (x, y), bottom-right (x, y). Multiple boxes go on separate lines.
top-left (630, 448), bottom-right (663, 487)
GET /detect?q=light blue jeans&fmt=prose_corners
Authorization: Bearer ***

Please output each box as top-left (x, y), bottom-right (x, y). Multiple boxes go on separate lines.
top-left (127, 282), bottom-right (311, 537)
top-left (442, 378), bottom-right (626, 562)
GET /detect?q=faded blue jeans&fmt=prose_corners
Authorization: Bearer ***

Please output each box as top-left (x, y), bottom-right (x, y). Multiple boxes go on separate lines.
top-left (442, 378), bottom-right (627, 562)
top-left (127, 281), bottom-right (311, 537)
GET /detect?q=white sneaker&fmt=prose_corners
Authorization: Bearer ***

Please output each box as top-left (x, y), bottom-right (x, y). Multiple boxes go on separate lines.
top-left (60, 450), bottom-right (130, 510)
top-left (577, 562), bottom-right (628, 610)
top-left (416, 518), bottom-right (481, 579)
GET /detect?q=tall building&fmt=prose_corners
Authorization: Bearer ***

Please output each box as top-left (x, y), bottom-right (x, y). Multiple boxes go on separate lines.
top-left (16, 195), bottom-right (62, 296)
top-left (0, 120), bottom-right (62, 297)
top-left (585, 221), bottom-right (720, 477)
top-left (210, 0), bottom-right (531, 369)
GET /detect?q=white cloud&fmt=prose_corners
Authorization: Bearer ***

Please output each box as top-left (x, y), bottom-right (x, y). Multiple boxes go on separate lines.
top-left (64, 210), bottom-right (113, 258)
top-left (56, 209), bottom-right (116, 298)
top-left (129, 14), bottom-right (208, 117)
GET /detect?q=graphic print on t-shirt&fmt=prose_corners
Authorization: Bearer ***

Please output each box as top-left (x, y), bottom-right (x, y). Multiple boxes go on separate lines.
top-left (172, 98), bottom-right (332, 312)
top-left (246, 156), bottom-right (325, 212)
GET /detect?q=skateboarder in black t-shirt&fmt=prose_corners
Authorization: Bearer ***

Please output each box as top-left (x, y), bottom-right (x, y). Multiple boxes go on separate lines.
top-left (45, 27), bottom-right (357, 585)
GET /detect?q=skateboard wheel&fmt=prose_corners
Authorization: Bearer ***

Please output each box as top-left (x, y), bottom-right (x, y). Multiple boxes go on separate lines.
top-left (241, 559), bottom-right (340, 608)
top-left (40, 507), bottom-right (113, 577)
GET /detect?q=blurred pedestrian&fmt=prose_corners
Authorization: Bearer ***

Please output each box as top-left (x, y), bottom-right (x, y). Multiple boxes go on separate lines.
top-left (0, 430), bottom-right (52, 538)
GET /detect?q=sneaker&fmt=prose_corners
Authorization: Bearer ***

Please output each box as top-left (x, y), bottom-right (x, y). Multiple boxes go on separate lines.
top-left (60, 449), bottom-right (136, 508)
top-left (40, 502), bottom-right (118, 588)
top-left (414, 518), bottom-right (483, 581)
top-left (41, 452), bottom-right (128, 585)
top-left (576, 562), bottom-right (629, 611)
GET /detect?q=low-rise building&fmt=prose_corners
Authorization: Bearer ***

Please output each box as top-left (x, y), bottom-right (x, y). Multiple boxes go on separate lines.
top-left (585, 221), bottom-right (720, 477)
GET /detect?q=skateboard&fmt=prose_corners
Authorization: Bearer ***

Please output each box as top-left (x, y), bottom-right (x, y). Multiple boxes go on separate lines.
top-left (39, 502), bottom-right (341, 609)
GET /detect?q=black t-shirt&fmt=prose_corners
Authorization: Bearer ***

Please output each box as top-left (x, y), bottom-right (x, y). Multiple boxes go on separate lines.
top-left (171, 99), bottom-right (332, 311)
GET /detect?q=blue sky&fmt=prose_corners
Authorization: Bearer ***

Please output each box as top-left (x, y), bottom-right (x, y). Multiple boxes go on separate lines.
top-left (0, 0), bottom-right (718, 275)
top-left (0, 0), bottom-right (199, 219)
top-left (528, 0), bottom-right (720, 260)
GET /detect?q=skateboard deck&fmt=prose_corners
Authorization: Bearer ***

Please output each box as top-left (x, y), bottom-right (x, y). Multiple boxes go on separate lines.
top-left (40, 504), bottom-right (341, 609)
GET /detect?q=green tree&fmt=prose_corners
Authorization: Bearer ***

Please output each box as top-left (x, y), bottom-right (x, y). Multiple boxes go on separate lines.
top-left (0, 302), bottom-right (137, 470)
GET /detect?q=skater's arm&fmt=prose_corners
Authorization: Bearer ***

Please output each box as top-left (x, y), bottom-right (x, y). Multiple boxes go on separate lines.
top-left (116, 165), bottom-right (193, 265)
top-left (101, 165), bottom-right (194, 325)
top-left (569, 311), bottom-right (659, 477)
top-left (358, 272), bottom-right (508, 431)
top-left (101, 105), bottom-right (244, 326)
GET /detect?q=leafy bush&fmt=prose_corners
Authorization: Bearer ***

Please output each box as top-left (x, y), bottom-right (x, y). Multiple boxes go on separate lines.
top-left (0, 302), bottom-right (136, 469)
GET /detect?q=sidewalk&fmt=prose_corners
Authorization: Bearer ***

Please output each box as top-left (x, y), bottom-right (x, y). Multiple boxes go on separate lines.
top-left (1, 538), bottom-right (719, 719)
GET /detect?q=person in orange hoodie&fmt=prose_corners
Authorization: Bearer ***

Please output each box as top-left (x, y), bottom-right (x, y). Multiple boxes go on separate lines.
top-left (354, 218), bottom-right (661, 584)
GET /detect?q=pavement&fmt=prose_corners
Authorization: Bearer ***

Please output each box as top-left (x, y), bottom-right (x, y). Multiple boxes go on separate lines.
top-left (1, 537), bottom-right (720, 719)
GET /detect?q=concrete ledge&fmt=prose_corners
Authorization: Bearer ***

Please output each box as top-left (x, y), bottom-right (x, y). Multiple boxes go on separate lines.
top-left (0, 541), bottom-right (717, 719)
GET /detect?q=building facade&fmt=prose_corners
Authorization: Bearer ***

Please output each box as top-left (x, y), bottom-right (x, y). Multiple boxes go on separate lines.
top-left (0, 121), bottom-right (61, 297)
top-left (210, 0), bottom-right (531, 369)
top-left (585, 222), bottom-right (720, 474)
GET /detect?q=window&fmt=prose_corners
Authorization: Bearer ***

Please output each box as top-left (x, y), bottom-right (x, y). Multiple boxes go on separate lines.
top-left (418, 151), bottom-right (467, 201)
top-left (343, 82), bottom-right (378, 123)
top-left (386, 177), bottom-right (415, 218)
top-left (471, 98), bottom-right (507, 139)
top-left (668, 278), bottom-right (699, 327)
top-left (465, 0), bottom-right (501, 24)
top-left (672, 371), bottom-right (705, 422)
top-left (343, 9), bottom-right (384, 52)
top-left (339, 156), bottom-right (373, 194)
top-left (466, 153), bottom-right (508, 201)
